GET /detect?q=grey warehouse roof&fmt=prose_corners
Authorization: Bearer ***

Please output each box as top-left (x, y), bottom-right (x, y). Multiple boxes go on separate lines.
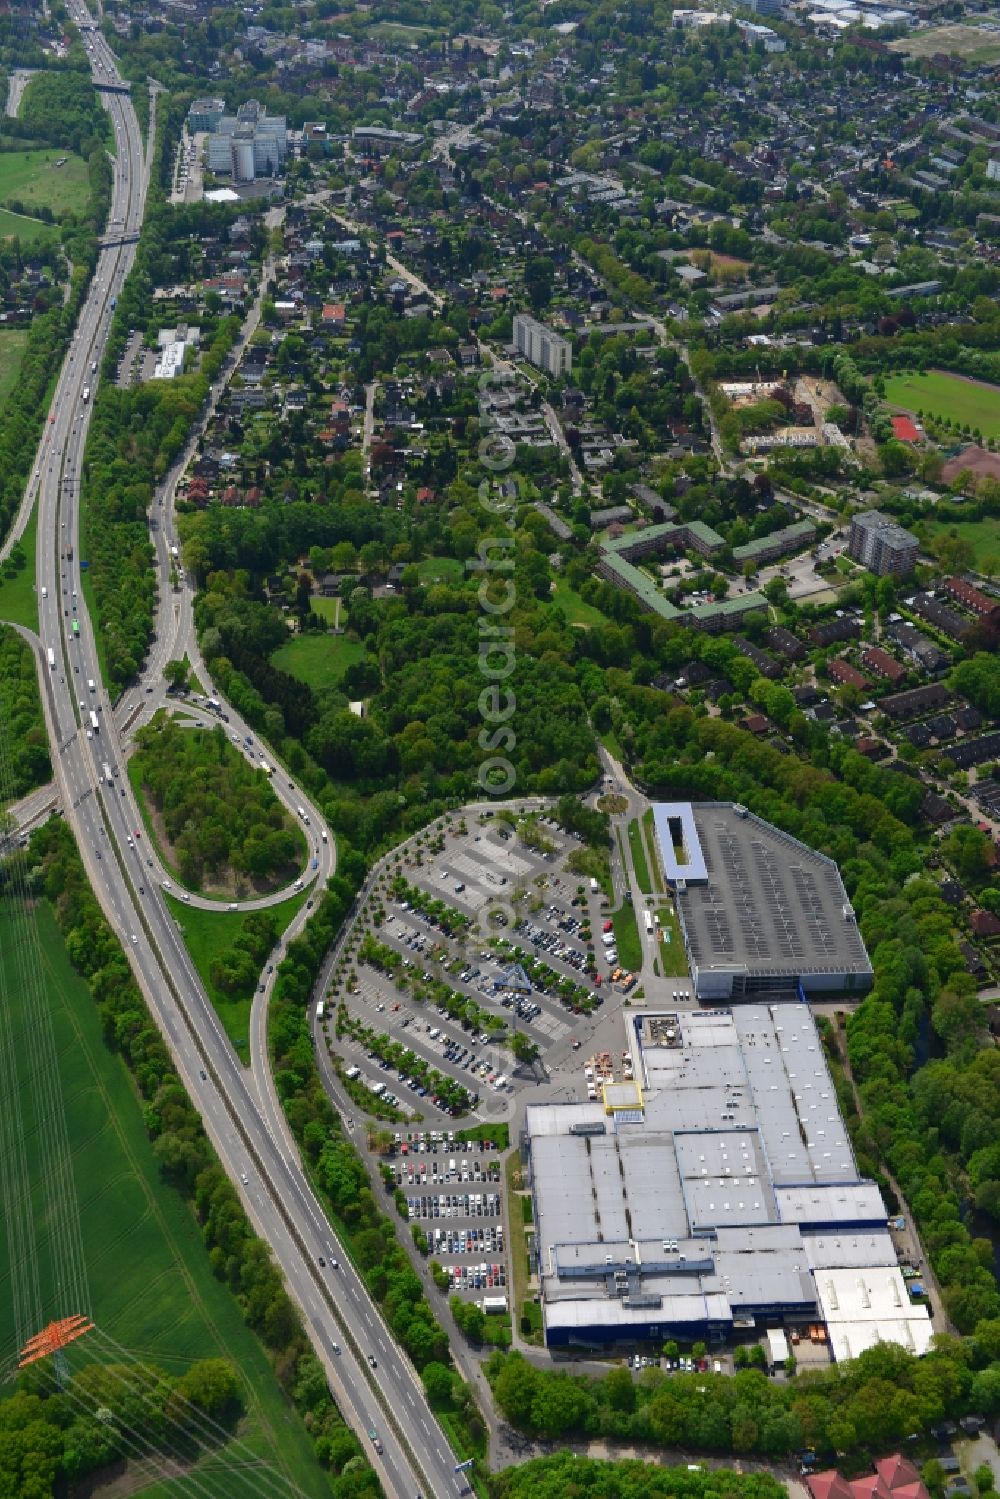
top-left (658, 803), bottom-right (872, 983)
top-left (526, 1004), bottom-right (894, 1342)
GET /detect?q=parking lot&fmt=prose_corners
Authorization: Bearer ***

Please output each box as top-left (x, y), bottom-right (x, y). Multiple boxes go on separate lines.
top-left (322, 807), bottom-right (644, 1126)
top-left (389, 1130), bottom-right (508, 1305)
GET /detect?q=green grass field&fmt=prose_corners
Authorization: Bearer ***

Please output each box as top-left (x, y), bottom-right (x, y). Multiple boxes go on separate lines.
top-left (550, 578), bottom-right (608, 627)
top-left (924, 519), bottom-right (1000, 575)
top-left (883, 369), bottom-right (1000, 439)
top-left (0, 505), bottom-right (38, 631)
top-left (0, 901), bottom-right (327, 1496)
top-left (0, 203), bottom-right (57, 245)
top-left (417, 555), bottom-right (465, 586)
top-left (655, 901), bottom-right (689, 977)
top-left (0, 326), bottom-right (28, 404)
top-left (309, 594), bottom-right (341, 624)
top-left (162, 887), bottom-right (308, 1061)
top-left (271, 632), bottom-right (365, 692)
top-left (0, 148), bottom-right (91, 218)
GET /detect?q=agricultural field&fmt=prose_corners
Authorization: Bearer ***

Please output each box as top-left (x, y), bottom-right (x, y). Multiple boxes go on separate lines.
top-left (0, 148), bottom-right (90, 218)
top-left (890, 22), bottom-right (1000, 61)
top-left (271, 630), bottom-right (364, 691)
top-left (883, 369), bottom-right (1000, 439)
top-left (0, 900), bottom-right (327, 1497)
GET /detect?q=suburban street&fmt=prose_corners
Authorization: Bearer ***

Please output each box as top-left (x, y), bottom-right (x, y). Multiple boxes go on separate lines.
top-left (11, 8), bottom-right (465, 1496)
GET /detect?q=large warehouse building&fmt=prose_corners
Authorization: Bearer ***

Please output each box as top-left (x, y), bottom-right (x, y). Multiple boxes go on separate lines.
top-left (650, 802), bottom-right (873, 1000)
top-left (526, 1004), bottom-right (931, 1356)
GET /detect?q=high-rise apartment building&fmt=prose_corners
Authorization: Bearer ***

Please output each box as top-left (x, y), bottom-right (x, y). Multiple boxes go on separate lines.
top-left (848, 510), bottom-right (919, 578)
top-left (512, 313), bottom-right (573, 377)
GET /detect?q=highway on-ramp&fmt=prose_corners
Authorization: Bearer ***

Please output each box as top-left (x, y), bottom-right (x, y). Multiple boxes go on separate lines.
top-left (18, 9), bottom-right (467, 1496)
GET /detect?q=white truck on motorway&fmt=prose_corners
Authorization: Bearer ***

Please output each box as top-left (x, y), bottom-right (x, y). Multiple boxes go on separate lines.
top-left (82, 386), bottom-right (90, 402)
top-left (47, 647), bottom-right (55, 669)
top-left (103, 763), bottom-right (114, 786)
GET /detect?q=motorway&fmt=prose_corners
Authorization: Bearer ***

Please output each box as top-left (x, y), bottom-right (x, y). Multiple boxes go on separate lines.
top-left (15, 9), bottom-right (466, 1496)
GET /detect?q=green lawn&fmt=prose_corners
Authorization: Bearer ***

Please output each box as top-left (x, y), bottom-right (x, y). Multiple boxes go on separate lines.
top-left (271, 631), bottom-right (365, 692)
top-left (0, 901), bottom-right (327, 1497)
top-left (417, 555), bottom-right (465, 586)
top-left (551, 578), bottom-right (608, 627)
top-left (0, 204), bottom-right (57, 245)
top-left (883, 369), bottom-right (1000, 439)
top-left (162, 887), bottom-right (308, 1062)
top-left (0, 148), bottom-right (91, 218)
top-left (310, 594), bottom-right (341, 624)
top-left (627, 817), bottom-right (651, 895)
top-left (0, 504), bottom-right (38, 631)
top-left (923, 518), bottom-right (1000, 575)
top-left (655, 901), bottom-right (689, 977)
top-left (0, 326), bottom-right (28, 404)
top-left (612, 901), bottom-right (642, 973)
top-left (642, 807), bottom-right (663, 893)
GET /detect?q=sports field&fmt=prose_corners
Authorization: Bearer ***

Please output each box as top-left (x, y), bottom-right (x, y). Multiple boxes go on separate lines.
top-left (0, 148), bottom-right (91, 218)
top-left (883, 369), bottom-right (1000, 440)
top-left (0, 901), bottom-right (327, 1496)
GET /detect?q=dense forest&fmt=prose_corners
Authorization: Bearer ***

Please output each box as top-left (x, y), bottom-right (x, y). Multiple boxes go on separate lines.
top-left (131, 718), bottom-right (303, 891)
top-left (0, 1357), bottom-right (243, 1497)
top-left (0, 627), bottom-right (50, 803)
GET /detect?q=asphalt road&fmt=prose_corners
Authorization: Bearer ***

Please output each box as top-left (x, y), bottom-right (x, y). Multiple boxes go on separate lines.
top-left (17, 10), bottom-right (464, 1496)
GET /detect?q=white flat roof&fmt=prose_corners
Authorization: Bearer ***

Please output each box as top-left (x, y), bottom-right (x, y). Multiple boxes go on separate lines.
top-left (652, 802), bottom-right (708, 883)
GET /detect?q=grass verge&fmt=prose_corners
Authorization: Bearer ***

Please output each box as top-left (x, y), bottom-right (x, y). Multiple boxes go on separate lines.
top-left (642, 806), bottom-right (663, 892)
top-left (627, 816), bottom-right (651, 894)
top-left (0, 900), bottom-right (327, 1496)
top-left (161, 887), bottom-right (308, 1062)
top-left (612, 900), bottom-right (642, 972)
top-left (0, 504), bottom-right (38, 630)
top-left (505, 1151), bottom-right (540, 1346)
top-left (655, 901), bottom-right (690, 977)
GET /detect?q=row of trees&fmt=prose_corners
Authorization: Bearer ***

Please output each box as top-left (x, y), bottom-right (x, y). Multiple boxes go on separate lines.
top-left (486, 1339), bottom-right (995, 1461)
top-left (489, 1454), bottom-right (789, 1499)
top-left (132, 719), bottom-right (303, 890)
top-left (268, 875), bottom-right (489, 1476)
top-left (15, 820), bottom-right (376, 1497)
top-left (0, 626), bottom-right (50, 801)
